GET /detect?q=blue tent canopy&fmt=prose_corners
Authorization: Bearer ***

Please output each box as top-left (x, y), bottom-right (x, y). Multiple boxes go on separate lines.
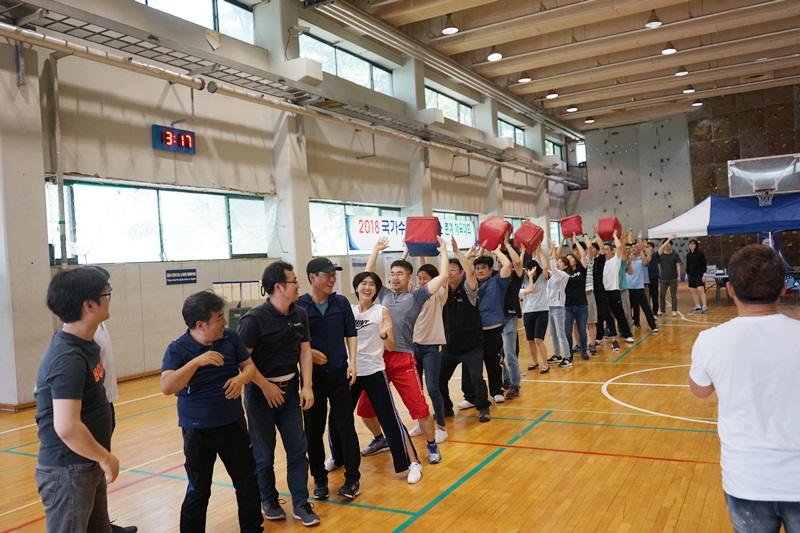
top-left (648, 193), bottom-right (800, 238)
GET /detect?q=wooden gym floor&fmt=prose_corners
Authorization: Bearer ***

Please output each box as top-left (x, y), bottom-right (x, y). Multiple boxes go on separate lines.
top-left (2, 287), bottom-right (798, 532)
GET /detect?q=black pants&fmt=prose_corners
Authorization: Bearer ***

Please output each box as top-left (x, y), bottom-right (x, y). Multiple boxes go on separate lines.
top-left (649, 280), bottom-right (660, 315)
top-left (181, 419), bottom-right (263, 533)
top-left (606, 290), bottom-right (633, 339)
top-left (629, 288), bottom-right (657, 330)
top-left (462, 325), bottom-right (503, 398)
top-left (595, 290), bottom-right (612, 338)
top-left (329, 371), bottom-right (414, 473)
top-left (304, 368), bottom-right (360, 485)
top-left (440, 345), bottom-right (491, 412)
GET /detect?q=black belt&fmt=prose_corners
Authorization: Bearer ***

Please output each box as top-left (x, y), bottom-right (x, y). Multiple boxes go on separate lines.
top-left (268, 376), bottom-right (297, 388)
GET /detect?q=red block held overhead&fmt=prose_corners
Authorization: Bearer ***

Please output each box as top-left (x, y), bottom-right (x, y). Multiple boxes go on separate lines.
top-left (596, 217), bottom-right (622, 242)
top-left (478, 216), bottom-right (512, 251)
top-left (560, 215), bottom-right (583, 238)
top-left (514, 220), bottom-right (544, 254)
top-left (404, 216), bottom-right (441, 257)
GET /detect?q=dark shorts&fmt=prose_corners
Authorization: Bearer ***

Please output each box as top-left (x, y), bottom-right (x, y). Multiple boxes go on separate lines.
top-left (523, 310), bottom-right (549, 341)
top-left (688, 276), bottom-right (705, 288)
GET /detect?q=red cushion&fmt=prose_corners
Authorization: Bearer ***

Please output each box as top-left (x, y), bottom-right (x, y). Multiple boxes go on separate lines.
top-left (405, 216), bottom-right (441, 256)
top-left (514, 221), bottom-right (544, 254)
top-left (478, 216), bottom-right (512, 251)
top-left (597, 217), bottom-right (622, 241)
top-left (560, 215), bottom-right (583, 238)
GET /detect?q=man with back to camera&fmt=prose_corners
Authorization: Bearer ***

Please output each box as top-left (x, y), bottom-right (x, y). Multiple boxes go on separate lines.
top-left (161, 290), bottom-right (262, 533)
top-left (35, 266), bottom-right (118, 533)
top-left (296, 257), bottom-right (361, 501)
top-left (237, 261), bottom-right (320, 527)
top-left (689, 244), bottom-right (800, 532)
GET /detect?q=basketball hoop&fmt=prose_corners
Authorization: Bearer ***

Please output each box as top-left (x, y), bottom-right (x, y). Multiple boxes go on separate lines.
top-left (755, 188), bottom-right (774, 207)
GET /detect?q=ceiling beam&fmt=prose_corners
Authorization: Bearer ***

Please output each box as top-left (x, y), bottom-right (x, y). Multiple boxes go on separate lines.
top-left (371, 0), bottom-right (497, 26)
top-left (474, 0), bottom-right (793, 78)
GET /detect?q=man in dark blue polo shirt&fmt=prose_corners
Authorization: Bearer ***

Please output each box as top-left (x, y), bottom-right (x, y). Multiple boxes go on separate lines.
top-left (238, 261), bottom-right (319, 527)
top-left (296, 257), bottom-right (360, 501)
top-left (161, 290), bottom-right (262, 533)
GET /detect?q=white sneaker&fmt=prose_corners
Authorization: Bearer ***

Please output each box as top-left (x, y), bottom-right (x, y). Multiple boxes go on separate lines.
top-left (408, 424), bottom-right (423, 437)
top-left (456, 400), bottom-right (475, 410)
top-left (434, 427), bottom-right (448, 444)
top-left (324, 456), bottom-right (339, 472)
top-left (624, 337), bottom-right (634, 343)
top-left (407, 462), bottom-right (422, 484)
top-left (494, 394), bottom-right (505, 404)
top-left (672, 311), bottom-right (678, 317)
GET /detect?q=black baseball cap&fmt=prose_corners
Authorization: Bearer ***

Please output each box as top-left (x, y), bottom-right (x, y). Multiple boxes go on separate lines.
top-left (306, 257), bottom-right (343, 275)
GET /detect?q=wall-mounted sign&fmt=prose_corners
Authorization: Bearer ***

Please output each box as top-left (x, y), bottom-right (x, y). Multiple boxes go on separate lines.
top-left (345, 216), bottom-right (476, 253)
top-left (166, 269), bottom-right (197, 285)
top-left (152, 124), bottom-right (196, 155)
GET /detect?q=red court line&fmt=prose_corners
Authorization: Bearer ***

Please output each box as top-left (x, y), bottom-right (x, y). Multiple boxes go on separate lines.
top-left (1, 464), bottom-right (185, 533)
top-left (447, 439), bottom-right (718, 465)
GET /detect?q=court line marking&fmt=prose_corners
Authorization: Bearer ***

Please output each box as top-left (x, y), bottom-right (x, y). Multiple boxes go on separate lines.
top-left (601, 364), bottom-right (717, 425)
top-left (458, 413), bottom-right (716, 433)
top-left (612, 319), bottom-right (669, 363)
top-left (392, 410), bottom-right (553, 532)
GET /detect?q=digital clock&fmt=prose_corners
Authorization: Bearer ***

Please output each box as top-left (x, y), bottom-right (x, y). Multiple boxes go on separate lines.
top-left (151, 125), bottom-right (197, 155)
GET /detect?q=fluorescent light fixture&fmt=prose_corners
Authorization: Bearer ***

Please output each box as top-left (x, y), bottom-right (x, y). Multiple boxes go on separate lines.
top-left (692, 100), bottom-right (703, 107)
top-left (442, 14), bottom-right (458, 35)
top-left (487, 45), bottom-right (503, 62)
top-left (645, 10), bottom-right (662, 28)
top-left (518, 71), bottom-right (532, 83)
top-left (683, 85), bottom-right (696, 94)
top-left (546, 90), bottom-right (559, 99)
top-left (675, 65), bottom-right (688, 76)
top-left (662, 41), bottom-right (677, 55)
top-left (566, 104), bottom-right (578, 112)
top-left (585, 117), bottom-right (595, 124)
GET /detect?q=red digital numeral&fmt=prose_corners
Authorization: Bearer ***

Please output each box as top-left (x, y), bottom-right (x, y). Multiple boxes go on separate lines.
top-left (180, 134), bottom-right (193, 149)
top-left (162, 130), bottom-right (176, 146)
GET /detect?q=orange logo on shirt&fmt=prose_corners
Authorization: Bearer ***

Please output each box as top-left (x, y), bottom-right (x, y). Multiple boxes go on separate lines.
top-left (93, 361), bottom-right (105, 383)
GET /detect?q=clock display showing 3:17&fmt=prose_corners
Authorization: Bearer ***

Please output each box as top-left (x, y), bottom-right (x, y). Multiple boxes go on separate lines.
top-left (151, 125), bottom-right (197, 155)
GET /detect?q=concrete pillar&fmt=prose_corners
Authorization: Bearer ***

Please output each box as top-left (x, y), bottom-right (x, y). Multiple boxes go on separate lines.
top-left (527, 122), bottom-right (546, 160)
top-left (473, 97), bottom-right (498, 138)
top-left (393, 57), bottom-right (425, 117)
top-left (404, 146), bottom-right (431, 217)
top-left (0, 46), bottom-right (55, 405)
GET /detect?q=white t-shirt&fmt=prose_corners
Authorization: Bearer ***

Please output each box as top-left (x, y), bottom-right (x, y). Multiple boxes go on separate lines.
top-left (520, 274), bottom-right (548, 313)
top-left (602, 254), bottom-right (621, 292)
top-left (352, 303), bottom-right (387, 377)
top-left (413, 286), bottom-right (446, 345)
top-left (94, 322), bottom-right (118, 403)
top-left (690, 313), bottom-right (800, 500)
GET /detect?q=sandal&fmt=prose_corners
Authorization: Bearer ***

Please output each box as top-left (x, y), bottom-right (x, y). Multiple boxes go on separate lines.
top-left (539, 367), bottom-right (550, 374)
top-left (527, 363), bottom-right (539, 371)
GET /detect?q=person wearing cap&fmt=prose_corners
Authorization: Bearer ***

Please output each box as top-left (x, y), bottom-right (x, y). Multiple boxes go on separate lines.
top-left (296, 258), bottom-right (361, 501)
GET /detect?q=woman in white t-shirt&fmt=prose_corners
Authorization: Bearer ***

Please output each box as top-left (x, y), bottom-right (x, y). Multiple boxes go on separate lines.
top-left (328, 271), bottom-right (423, 484)
top-left (546, 244), bottom-right (572, 368)
top-left (520, 246), bottom-right (551, 373)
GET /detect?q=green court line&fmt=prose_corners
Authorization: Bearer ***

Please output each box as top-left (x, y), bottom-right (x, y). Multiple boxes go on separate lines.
top-left (458, 413), bottom-right (716, 433)
top-left (613, 318), bottom-right (672, 363)
top-left (490, 405), bottom-right (718, 421)
top-left (0, 460), bottom-right (37, 475)
top-left (392, 410), bottom-right (553, 532)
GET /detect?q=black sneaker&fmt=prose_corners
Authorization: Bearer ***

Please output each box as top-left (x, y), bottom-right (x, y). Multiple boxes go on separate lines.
top-left (262, 499), bottom-right (286, 520)
top-left (361, 436), bottom-right (389, 456)
top-left (501, 379), bottom-right (510, 391)
top-left (337, 480), bottom-right (360, 499)
top-left (559, 357), bottom-right (573, 368)
top-left (444, 409), bottom-right (455, 417)
top-left (547, 355), bottom-right (563, 364)
top-left (292, 503), bottom-right (320, 527)
top-left (581, 353), bottom-right (590, 360)
top-left (313, 480), bottom-right (328, 500)
top-left (478, 409), bottom-right (491, 422)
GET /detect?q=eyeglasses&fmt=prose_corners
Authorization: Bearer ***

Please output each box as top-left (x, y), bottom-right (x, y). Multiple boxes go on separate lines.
top-left (389, 272), bottom-right (406, 278)
top-left (98, 292), bottom-right (112, 302)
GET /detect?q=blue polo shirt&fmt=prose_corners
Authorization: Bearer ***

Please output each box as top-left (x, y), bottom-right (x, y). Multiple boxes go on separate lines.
top-left (626, 257), bottom-right (646, 289)
top-left (477, 272), bottom-right (511, 328)
top-left (296, 293), bottom-right (357, 372)
top-left (162, 328), bottom-right (250, 429)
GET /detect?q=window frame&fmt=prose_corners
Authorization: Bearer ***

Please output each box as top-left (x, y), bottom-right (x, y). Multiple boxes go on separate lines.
top-left (136, 0), bottom-right (254, 43)
top-left (309, 200), bottom-right (403, 257)
top-left (425, 86), bottom-right (474, 127)
top-left (498, 119), bottom-right (525, 147)
top-left (299, 34), bottom-right (393, 95)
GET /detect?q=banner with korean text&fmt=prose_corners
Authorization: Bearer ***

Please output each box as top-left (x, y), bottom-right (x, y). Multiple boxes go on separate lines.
top-left (345, 216), bottom-right (476, 253)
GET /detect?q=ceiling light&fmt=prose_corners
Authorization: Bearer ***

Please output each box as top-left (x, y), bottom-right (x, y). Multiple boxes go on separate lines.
top-left (546, 90), bottom-right (559, 99)
top-left (566, 104), bottom-right (578, 112)
top-left (518, 71), bottom-right (532, 83)
top-left (442, 14), bottom-right (458, 35)
top-left (645, 10), bottom-right (662, 29)
top-left (675, 65), bottom-right (688, 76)
top-left (584, 117), bottom-right (595, 124)
top-left (487, 45), bottom-right (503, 62)
top-left (683, 85), bottom-right (696, 94)
top-left (661, 41), bottom-right (677, 55)
top-left (692, 100), bottom-right (703, 107)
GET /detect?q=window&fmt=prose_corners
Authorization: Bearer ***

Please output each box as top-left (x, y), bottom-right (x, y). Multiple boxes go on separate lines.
top-left (136, 0), bottom-right (254, 44)
top-left (550, 220), bottom-right (562, 248)
top-left (46, 181), bottom-right (277, 264)
top-left (425, 87), bottom-right (473, 127)
top-left (498, 120), bottom-right (525, 147)
top-left (545, 140), bottom-right (564, 160)
top-left (299, 35), bottom-right (393, 96)
top-left (505, 217), bottom-right (526, 232)
top-left (310, 201), bottom-right (402, 256)
top-left (575, 142), bottom-right (587, 165)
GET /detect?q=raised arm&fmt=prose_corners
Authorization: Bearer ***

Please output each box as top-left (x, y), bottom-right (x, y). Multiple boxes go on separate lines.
top-left (583, 233), bottom-right (596, 259)
top-left (573, 233), bottom-right (587, 267)
top-left (494, 243), bottom-right (513, 278)
top-left (504, 234), bottom-right (523, 278)
top-left (658, 234), bottom-right (676, 255)
top-left (593, 224), bottom-right (604, 250)
top-left (638, 231), bottom-right (650, 265)
top-left (424, 236), bottom-right (450, 294)
top-left (452, 237), bottom-right (478, 291)
top-left (614, 230), bottom-right (625, 258)
top-left (366, 236), bottom-right (390, 273)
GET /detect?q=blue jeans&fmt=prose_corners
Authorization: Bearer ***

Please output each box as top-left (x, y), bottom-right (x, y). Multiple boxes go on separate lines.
top-left (244, 378), bottom-right (309, 508)
top-left (35, 462), bottom-right (110, 533)
top-left (564, 305), bottom-right (589, 356)
top-left (725, 492), bottom-right (800, 533)
top-left (413, 343), bottom-right (446, 427)
top-left (548, 306), bottom-right (571, 357)
top-left (501, 316), bottom-right (520, 388)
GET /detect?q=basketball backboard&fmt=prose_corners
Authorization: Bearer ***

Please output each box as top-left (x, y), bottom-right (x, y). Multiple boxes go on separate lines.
top-left (728, 153), bottom-right (800, 198)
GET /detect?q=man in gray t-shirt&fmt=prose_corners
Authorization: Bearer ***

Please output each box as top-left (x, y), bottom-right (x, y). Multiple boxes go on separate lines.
top-left (658, 234), bottom-right (682, 316)
top-left (358, 236), bottom-right (449, 462)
